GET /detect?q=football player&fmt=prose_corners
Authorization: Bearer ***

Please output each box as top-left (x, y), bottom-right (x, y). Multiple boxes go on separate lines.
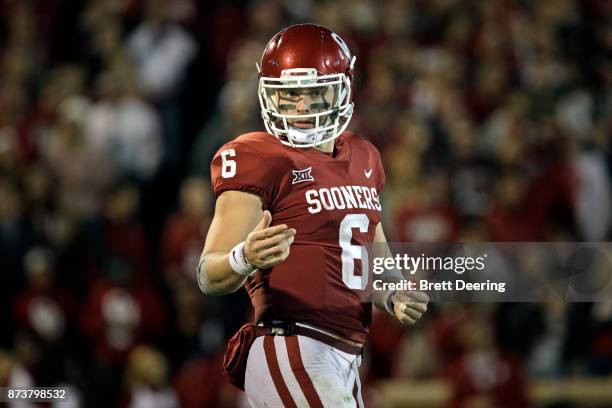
top-left (197, 24), bottom-right (428, 407)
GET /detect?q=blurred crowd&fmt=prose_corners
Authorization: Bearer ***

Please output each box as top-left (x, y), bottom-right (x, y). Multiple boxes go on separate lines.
top-left (0, 0), bottom-right (610, 406)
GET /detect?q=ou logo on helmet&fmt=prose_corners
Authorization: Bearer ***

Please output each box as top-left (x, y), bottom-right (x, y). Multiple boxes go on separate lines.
top-left (331, 32), bottom-right (351, 60)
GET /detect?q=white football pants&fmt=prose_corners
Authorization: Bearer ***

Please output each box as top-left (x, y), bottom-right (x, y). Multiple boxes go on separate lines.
top-left (244, 334), bottom-right (364, 407)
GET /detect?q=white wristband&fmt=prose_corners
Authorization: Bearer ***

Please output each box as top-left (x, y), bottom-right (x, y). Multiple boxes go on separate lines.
top-left (229, 241), bottom-right (257, 277)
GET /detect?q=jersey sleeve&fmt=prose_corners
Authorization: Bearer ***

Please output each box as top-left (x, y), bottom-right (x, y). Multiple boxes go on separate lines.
top-left (210, 141), bottom-right (275, 209)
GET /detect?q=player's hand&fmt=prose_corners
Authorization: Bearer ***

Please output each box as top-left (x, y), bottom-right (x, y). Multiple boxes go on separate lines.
top-left (244, 210), bottom-right (296, 269)
top-left (392, 290), bottom-right (429, 325)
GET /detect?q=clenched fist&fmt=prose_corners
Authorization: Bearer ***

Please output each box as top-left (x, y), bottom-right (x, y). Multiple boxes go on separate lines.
top-left (244, 210), bottom-right (296, 269)
top-left (392, 290), bottom-right (429, 325)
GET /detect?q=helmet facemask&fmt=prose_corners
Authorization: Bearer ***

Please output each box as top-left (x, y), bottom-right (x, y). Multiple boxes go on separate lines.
top-left (258, 67), bottom-right (354, 148)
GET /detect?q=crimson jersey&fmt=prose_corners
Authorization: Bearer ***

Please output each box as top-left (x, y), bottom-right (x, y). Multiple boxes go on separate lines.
top-left (210, 131), bottom-right (385, 344)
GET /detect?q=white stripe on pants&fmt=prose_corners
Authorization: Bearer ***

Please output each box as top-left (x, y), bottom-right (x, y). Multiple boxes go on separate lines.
top-left (244, 334), bottom-right (363, 407)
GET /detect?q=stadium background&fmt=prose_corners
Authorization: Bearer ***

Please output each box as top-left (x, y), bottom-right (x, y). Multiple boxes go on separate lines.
top-left (0, 0), bottom-right (610, 406)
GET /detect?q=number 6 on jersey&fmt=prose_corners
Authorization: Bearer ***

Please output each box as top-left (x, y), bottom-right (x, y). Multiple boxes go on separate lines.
top-left (221, 149), bottom-right (236, 178)
top-left (339, 213), bottom-right (369, 290)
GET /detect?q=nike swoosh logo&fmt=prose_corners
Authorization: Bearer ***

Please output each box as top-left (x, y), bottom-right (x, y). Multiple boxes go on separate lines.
top-left (364, 169), bottom-right (373, 178)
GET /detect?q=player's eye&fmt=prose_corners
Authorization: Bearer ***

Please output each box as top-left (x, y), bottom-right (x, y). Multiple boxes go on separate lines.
top-left (312, 88), bottom-right (325, 97)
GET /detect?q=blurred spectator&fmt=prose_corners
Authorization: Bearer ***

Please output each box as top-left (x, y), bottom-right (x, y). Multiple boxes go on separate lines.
top-left (564, 255), bottom-right (612, 377)
top-left (13, 248), bottom-right (71, 344)
top-left (121, 345), bottom-right (178, 408)
top-left (12, 248), bottom-right (76, 386)
top-left (527, 302), bottom-right (567, 378)
top-left (430, 304), bottom-right (470, 369)
top-left (0, 349), bottom-right (34, 407)
top-left (484, 168), bottom-right (546, 241)
top-left (103, 183), bottom-right (150, 278)
top-left (393, 172), bottom-right (460, 242)
top-left (80, 258), bottom-right (165, 365)
top-left (171, 279), bottom-right (228, 407)
top-left (83, 16), bottom-right (125, 78)
top-left (394, 320), bottom-right (440, 380)
top-left (19, 64), bottom-right (88, 162)
top-left (160, 177), bottom-right (211, 286)
top-left (368, 308), bottom-right (439, 381)
top-left (573, 139), bottom-right (612, 241)
top-left (445, 307), bottom-right (528, 408)
top-left (367, 310), bottom-right (408, 380)
top-left (0, 178), bottom-right (34, 299)
top-left (126, 0), bottom-right (197, 100)
top-left (173, 353), bottom-right (226, 408)
top-left (126, 0), bottom-right (197, 166)
top-left (86, 62), bottom-right (163, 183)
top-left (43, 95), bottom-right (114, 220)
top-left (0, 81), bottom-right (29, 166)
top-left (21, 165), bottom-right (53, 236)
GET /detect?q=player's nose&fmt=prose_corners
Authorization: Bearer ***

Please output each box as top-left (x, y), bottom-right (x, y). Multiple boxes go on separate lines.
top-left (295, 97), bottom-right (309, 112)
